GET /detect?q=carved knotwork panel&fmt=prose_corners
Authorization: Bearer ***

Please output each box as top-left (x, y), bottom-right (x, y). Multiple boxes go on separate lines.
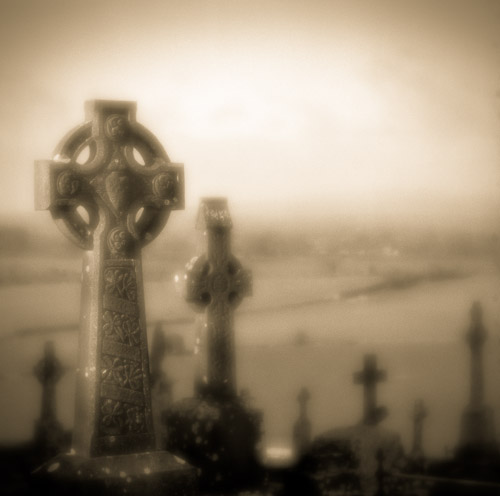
top-left (97, 262), bottom-right (150, 439)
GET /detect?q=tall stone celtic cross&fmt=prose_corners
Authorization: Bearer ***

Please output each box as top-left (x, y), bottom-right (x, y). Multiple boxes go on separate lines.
top-left (184, 198), bottom-right (252, 400)
top-left (35, 100), bottom-right (184, 457)
top-left (353, 354), bottom-right (387, 426)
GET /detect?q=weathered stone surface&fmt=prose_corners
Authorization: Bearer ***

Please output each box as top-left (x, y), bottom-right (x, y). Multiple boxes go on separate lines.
top-left (34, 100), bottom-right (195, 492)
top-left (353, 354), bottom-right (387, 426)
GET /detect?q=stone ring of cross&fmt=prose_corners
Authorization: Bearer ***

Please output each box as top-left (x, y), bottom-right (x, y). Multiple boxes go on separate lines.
top-left (184, 253), bottom-right (251, 311)
top-left (36, 101), bottom-right (184, 252)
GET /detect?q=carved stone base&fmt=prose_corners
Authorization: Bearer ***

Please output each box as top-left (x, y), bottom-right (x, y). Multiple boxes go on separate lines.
top-left (164, 396), bottom-right (263, 491)
top-left (459, 405), bottom-right (496, 453)
top-left (32, 450), bottom-right (197, 496)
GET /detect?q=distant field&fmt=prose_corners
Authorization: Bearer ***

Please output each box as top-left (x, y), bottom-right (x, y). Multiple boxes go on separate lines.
top-left (0, 253), bottom-right (498, 458)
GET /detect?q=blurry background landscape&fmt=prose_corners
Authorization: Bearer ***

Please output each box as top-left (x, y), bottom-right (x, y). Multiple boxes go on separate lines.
top-left (1, 0), bottom-right (500, 463)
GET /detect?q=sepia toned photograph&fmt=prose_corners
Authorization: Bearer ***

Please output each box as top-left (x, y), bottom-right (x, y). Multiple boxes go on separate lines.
top-left (0, 1), bottom-right (499, 494)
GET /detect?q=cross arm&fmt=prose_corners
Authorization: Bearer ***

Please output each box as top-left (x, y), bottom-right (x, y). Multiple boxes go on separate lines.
top-left (35, 159), bottom-right (98, 249)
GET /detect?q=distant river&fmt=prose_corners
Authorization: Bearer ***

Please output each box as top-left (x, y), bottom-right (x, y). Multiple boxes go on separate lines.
top-left (0, 272), bottom-right (499, 458)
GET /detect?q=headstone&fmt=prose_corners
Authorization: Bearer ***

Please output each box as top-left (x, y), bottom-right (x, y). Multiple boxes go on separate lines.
top-left (165, 198), bottom-right (262, 490)
top-left (34, 100), bottom-right (195, 495)
top-left (293, 387), bottom-right (312, 458)
top-left (353, 354), bottom-right (387, 426)
top-left (458, 301), bottom-right (496, 452)
top-left (33, 341), bottom-right (66, 459)
top-left (410, 399), bottom-right (427, 463)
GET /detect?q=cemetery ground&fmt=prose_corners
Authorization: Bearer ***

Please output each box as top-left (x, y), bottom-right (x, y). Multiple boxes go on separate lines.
top-left (1, 245), bottom-right (499, 465)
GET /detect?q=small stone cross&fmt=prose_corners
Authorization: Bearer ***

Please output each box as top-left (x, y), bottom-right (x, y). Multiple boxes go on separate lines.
top-left (184, 197), bottom-right (252, 399)
top-left (354, 354), bottom-right (387, 426)
top-left (35, 101), bottom-right (184, 457)
top-left (466, 301), bottom-right (487, 408)
top-left (411, 399), bottom-right (427, 459)
top-left (34, 341), bottom-right (64, 453)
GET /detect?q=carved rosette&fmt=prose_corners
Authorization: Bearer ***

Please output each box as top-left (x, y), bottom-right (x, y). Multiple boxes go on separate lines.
top-left (105, 114), bottom-right (128, 142)
top-left (97, 263), bottom-right (149, 438)
top-left (56, 171), bottom-right (80, 197)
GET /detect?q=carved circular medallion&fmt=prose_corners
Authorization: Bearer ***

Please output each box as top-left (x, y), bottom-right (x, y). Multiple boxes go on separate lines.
top-left (57, 171), bottom-right (80, 197)
top-left (211, 272), bottom-right (229, 293)
top-left (107, 227), bottom-right (133, 255)
top-left (153, 172), bottom-right (176, 200)
top-left (105, 114), bottom-right (128, 142)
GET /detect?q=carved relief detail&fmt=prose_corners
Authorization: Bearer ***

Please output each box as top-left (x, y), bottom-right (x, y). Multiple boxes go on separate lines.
top-left (105, 171), bottom-right (132, 214)
top-left (99, 262), bottom-right (148, 437)
top-left (101, 355), bottom-right (143, 391)
top-left (100, 398), bottom-right (146, 436)
top-left (153, 172), bottom-right (177, 200)
top-left (104, 267), bottom-right (137, 301)
top-left (103, 311), bottom-right (141, 346)
top-left (56, 171), bottom-right (80, 197)
top-left (105, 114), bottom-right (128, 142)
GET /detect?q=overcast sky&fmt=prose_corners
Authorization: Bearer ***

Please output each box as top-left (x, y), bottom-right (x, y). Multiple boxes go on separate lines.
top-left (1, 0), bottom-right (500, 229)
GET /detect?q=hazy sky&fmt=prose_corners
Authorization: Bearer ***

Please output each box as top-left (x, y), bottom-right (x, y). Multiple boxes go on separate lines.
top-left (1, 0), bottom-right (500, 229)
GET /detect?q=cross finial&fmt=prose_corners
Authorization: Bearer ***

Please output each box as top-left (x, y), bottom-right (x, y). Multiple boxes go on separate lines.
top-left (184, 197), bottom-right (252, 399)
top-left (353, 354), bottom-right (387, 425)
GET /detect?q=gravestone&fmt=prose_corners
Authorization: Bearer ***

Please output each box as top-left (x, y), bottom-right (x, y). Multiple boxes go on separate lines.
top-left (305, 354), bottom-right (402, 496)
top-left (293, 387), bottom-right (312, 459)
top-left (353, 354), bottom-right (387, 426)
top-left (410, 399), bottom-right (427, 463)
top-left (165, 197), bottom-right (262, 490)
top-left (458, 301), bottom-right (496, 453)
top-left (34, 100), bottom-right (195, 495)
top-left (33, 341), bottom-right (67, 459)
